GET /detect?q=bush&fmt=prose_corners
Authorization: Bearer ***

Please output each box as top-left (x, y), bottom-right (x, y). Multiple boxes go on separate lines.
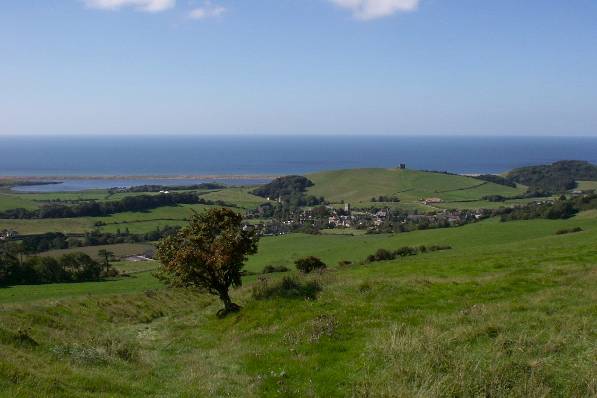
top-left (428, 245), bottom-right (452, 251)
top-left (555, 227), bottom-right (583, 235)
top-left (363, 245), bottom-right (452, 264)
top-left (295, 256), bottom-right (326, 273)
top-left (374, 248), bottom-right (395, 261)
top-left (394, 246), bottom-right (419, 257)
top-left (252, 276), bottom-right (322, 300)
top-left (262, 265), bottom-right (290, 274)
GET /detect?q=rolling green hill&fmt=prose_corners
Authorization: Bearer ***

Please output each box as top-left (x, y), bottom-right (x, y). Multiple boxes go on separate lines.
top-left (0, 210), bottom-right (595, 396)
top-left (306, 168), bottom-right (526, 205)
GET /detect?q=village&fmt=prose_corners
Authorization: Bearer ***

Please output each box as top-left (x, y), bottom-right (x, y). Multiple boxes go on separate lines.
top-left (244, 201), bottom-right (490, 236)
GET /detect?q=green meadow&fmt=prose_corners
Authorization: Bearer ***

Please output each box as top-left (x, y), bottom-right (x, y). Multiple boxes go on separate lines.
top-left (0, 210), bottom-right (595, 396)
top-left (0, 188), bottom-right (262, 235)
top-left (307, 168), bottom-right (526, 204)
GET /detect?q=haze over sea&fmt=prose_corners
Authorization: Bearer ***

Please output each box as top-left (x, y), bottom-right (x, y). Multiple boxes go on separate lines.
top-left (2, 135), bottom-right (597, 192)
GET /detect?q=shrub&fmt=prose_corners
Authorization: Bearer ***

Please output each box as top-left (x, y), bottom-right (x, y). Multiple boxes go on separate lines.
top-left (555, 227), bottom-right (583, 235)
top-left (374, 248), bottom-right (395, 261)
top-left (363, 245), bottom-right (452, 264)
top-left (428, 245), bottom-right (452, 252)
top-left (252, 276), bottom-right (322, 300)
top-left (262, 265), bottom-right (290, 274)
top-left (394, 246), bottom-right (419, 257)
top-left (295, 256), bottom-right (326, 273)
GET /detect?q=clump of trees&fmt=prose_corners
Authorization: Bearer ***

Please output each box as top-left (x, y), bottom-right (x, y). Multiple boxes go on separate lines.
top-left (156, 208), bottom-right (259, 317)
top-left (111, 182), bottom-right (225, 193)
top-left (364, 245), bottom-right (452, 263)
top-left (294, 256), bottom-right (327, 273)
top-left (0, 193), bottom-right (236, 219)
top-left (496, 194), bottom-right (597, 221)
top-left (0, 248), bottom-right (104, 286)
top-left (16, 226), bottom-right (180, 254)
top-left (507, 160), bottom-right (597, 194)
top-left (473, 174), bottom-right (517, 188)
top-left (252, 176), bottom-right (325, 207)
top-left (371, 195), bottom-right (400, 202)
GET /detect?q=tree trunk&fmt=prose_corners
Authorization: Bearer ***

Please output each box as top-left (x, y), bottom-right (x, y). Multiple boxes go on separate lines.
top-left (217, 289), bottom-right (240, 318)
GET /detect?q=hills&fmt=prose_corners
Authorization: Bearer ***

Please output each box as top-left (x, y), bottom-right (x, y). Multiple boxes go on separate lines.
top-left (1, 210), bottom-right (596, 396)
top-left (1, 161), bottom-right (597, 396)
top-left (306, 168), bottom-right (526, 205)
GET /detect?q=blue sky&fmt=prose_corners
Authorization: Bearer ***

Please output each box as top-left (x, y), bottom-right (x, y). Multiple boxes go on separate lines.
top-left (1, 0), bottom-right (596, 135)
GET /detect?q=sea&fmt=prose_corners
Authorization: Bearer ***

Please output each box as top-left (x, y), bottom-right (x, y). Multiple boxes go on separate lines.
top-left (2, 135), bottom-right (597, 192)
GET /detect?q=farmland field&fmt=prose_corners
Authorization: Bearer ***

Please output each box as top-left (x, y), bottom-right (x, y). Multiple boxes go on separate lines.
top-left (307, 168), bottom-right (525, 204)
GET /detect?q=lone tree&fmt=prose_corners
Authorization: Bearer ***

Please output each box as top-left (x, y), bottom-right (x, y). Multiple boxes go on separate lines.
top-left (155, 208), bottom-right (259, 317)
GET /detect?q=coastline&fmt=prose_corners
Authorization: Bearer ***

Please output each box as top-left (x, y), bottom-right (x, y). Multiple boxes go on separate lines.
top-left (0, 174), bottom-right (280, 181)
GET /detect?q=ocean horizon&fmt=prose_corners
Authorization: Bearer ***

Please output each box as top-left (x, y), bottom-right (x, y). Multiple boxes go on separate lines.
top-left (2, 135), bottom-right (597, 191)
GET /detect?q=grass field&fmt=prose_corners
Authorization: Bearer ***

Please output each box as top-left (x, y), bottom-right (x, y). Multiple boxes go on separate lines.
top-left (200, 187), bottom-right (266, 209)
top-left (39, 243), bottom-right (155, 261)
top-left (433, 197), bottom-right (548, 210)
top-left (307, 168), bottom-right (526, 205)
top-left (0, 193), bottom-right (40, 212)
top-left (0, 210), bottom-right (595, 396)
top-left (0, 204), bottom-right (226, 235)
top-left (577, 180), bottom-right (597, 191)
top-left (0, 188), bottom-right (247, 235)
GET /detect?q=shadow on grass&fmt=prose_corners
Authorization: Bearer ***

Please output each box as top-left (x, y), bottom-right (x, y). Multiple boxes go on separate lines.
top-left (252, 275), bottom-right (322, 300)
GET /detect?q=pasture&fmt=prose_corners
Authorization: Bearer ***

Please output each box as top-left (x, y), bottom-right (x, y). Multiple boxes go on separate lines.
top-left (306, 168), bottom-right (526, 204)
top-left (0, 210), bottom-right (595, 396)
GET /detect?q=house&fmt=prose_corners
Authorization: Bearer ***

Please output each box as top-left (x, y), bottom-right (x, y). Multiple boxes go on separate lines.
top-left (0, 229), bottom-right (17, 241)
top-left (423, 197), bottom-right (442, 205)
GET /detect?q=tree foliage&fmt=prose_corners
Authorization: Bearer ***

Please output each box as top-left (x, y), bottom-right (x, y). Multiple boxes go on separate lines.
top-left (155, 208), bottom-right (259, 316)
top-left (252, 176), bottom-right (324, 207)
top-left (507, 160), bottom-right (597, 193)
top-left (0, 246), bottom-right (103, 286)
top-left (473, 174), bottom-right (517, 188)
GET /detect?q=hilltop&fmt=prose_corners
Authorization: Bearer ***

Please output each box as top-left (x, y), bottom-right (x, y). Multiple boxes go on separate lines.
top-left (306, 168), bottom-right (526, 206)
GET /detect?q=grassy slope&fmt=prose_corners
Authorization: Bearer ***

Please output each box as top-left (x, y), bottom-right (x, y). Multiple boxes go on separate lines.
top-left (0, 212), bottom-right (595, 396)
top-left (3, 211), bottom-right (595, 303)
top-left (577, 180), bottom-right (597, 191)
top-left (306, 168), bottom-right (525, 204)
